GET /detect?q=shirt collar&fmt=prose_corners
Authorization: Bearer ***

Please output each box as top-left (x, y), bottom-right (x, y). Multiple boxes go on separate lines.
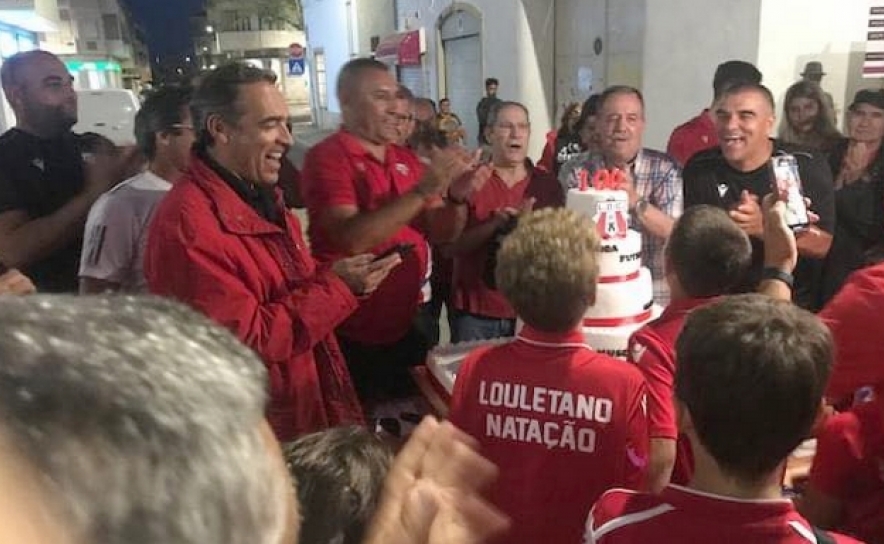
top-left (661, 296), bottom-right (718, 317)
top-left (517, 324), bottom-right (586, 346)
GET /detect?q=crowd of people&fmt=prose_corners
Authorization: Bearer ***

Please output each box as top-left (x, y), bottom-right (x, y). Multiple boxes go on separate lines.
top-left (0, 46), bottom-right (881, 544)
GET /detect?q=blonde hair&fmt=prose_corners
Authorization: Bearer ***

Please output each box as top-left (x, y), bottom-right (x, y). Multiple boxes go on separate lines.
top-left (496, 208), bottom-right (599, 332)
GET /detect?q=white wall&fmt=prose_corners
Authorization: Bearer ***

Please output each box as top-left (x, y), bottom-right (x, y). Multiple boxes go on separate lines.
top-left (757, 0), bottom-right (877, 132)
top-left (357, 0), bottom-right (394, 56)
top-left (641, 0), bottom-right (762, 150)
top-left (303, 0), bottom-right (355, 118)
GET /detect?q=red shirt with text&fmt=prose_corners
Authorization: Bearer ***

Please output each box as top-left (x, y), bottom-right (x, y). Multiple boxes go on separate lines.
top-left (449, 326), bottom-right (648, 544)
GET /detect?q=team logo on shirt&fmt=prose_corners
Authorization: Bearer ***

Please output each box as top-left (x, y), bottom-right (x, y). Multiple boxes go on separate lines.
top-left (395, 163), bottom-right (410, 176)
top-left (717, 183), bottom-right (729, 198)
top-left (626, 444), bottom-right (647, 469)
top-left (31, 158), bottom-right (44, 172)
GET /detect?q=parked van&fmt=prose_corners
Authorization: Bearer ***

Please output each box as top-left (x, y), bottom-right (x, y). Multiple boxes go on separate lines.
top-left (74, 88), bottom-right (140, 146)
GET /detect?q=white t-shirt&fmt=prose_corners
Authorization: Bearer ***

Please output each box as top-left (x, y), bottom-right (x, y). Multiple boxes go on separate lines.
top-left (79, 171), bottom-right (172, 292)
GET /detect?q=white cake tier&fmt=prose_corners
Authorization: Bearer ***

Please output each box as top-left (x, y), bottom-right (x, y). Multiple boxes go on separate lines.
top-left (582, 304), bottom-right (663, 360)
top-left (566, 187), bottom-right (631, 240)
top-left (598, 229), bottom-right (642, 279)
top-left (584, 267), bottom-right (654, 323)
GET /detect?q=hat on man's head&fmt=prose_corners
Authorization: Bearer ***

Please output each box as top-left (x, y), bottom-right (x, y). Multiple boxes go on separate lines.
top-left (850, 88), bottom-right (884, 111)
top-left (713, 60), bottom-right (763, 96)
top-left (801, 61), bottom-right (826, 77)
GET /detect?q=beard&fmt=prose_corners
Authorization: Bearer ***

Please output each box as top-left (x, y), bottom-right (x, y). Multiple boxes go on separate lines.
top-left (22, 100), bottom-right (77, 137)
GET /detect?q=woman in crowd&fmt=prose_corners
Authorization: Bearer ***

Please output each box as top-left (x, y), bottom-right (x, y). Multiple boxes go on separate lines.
top-left (821, 89), bottom-right (884, 303)
top-left (538, 101), bottom-right (584, 176)
top-left (779, 80), bottom-right (841, 153)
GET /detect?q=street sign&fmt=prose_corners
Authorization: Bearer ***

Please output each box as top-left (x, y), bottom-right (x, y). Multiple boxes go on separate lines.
top-left (287, 57), bottom-right (305, 76)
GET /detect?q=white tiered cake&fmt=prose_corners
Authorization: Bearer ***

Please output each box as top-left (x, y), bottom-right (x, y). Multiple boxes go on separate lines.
top-left (566, 184), bottom-right (658, 359)
top-left (427, 171), bottom-right (660, 394)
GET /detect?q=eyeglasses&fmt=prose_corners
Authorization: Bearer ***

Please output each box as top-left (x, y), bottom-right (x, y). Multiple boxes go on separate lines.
top-left (168, 123), bottom-right (195, 131)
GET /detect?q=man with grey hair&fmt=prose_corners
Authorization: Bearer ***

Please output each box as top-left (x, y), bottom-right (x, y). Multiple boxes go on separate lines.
top-left (0, 295), bottom-right (298, 544)
top-left (145, 62), bottom-right (398, 441)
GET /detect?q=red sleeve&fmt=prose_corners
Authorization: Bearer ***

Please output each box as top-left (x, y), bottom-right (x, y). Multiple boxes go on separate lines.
top-left (808, 412), bottom-right (862, 499)
top-left (820, 265), bottom-right (884, 400)
top-left (666, 127), bottom-right (689, 167)
top-left (538, 133), bottom-right (557, 173)
top-left (629, 330), bottom-right (677, 439)
top-left (145, 202), bottom-right (358, 362)
top-left (621, 377), bottom-right (650, 491)
top-left (301, 138), bottom-right (359, 210)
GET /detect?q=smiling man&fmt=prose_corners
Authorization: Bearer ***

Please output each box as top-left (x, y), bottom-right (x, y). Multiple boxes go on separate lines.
top-left (683, 82), bottom-right (835, 310)
top-left (145, 63), bottom-right (403, 441)
top-left (302, 58), bottom-right (482, 421)
top-left (559, 85), bottom-right (682, 304)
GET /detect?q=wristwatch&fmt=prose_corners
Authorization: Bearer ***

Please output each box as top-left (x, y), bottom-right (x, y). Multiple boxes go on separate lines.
top-left (761, 267), bottom-right (794, 288)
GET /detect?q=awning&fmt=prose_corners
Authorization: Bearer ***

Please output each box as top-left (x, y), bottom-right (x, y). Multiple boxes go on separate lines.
top-left (374, 30), bottom-right (422, 66)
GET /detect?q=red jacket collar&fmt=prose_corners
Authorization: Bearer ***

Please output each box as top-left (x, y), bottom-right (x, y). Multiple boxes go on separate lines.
top-left (660, 296), bottom-right (718, 319)
top-left (187, 155), bottom-right (283, 236)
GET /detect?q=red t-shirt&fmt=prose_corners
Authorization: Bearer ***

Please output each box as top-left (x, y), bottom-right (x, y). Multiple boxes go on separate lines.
top-left (666, 110), bottom-right (717, 167)
top-left (808, 398), bottom-right (884, 543)
top-left (449, 326), bottom-right (648, 544)
top-left (452, 166), bottom-right (563, 318)
top-left (628, 297), bottom-right (715, 485)
top-left (587, 485), bottom-right (862, 543)
top-left (820, 263), bottom-right (884, 402)
top-left (301, 130), bottom-right (430, 345)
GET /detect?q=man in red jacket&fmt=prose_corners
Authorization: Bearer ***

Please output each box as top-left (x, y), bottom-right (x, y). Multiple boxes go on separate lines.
top-left (145, 63), bottom-right (401, 441)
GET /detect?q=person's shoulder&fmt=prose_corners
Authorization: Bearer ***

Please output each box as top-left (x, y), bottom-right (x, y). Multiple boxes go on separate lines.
top-left (587, 488), bottom-right (671, 541)
top-left (641, 148), bottom-right (680, 168)
top-left (580, 350), bottom-right (645, 383)
top-left (684, 146), bottom-right (724, 170)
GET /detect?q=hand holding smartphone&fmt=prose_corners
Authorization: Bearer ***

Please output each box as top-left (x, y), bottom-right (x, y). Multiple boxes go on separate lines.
top-left (770, 154), bottom-right (810, 231)
top-left (373, 243), bottom-right (415, 262)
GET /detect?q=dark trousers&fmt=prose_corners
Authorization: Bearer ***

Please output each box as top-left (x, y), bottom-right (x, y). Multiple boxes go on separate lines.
top-left (338, 325), bottom-right (429, 406)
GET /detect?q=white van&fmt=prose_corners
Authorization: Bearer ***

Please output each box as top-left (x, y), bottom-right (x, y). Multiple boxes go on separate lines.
top-left (74, 88), bottom-right (140, 146)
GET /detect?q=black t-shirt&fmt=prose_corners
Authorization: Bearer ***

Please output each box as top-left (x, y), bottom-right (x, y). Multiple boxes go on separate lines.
top-left (0, 129), bottom-right (87, 292)
top-left (820, 138), bottom-right (884, 302)
top-left (553, 132), bottom-right (584, 176)
top-left (683, 140), bottom-right (836, 310)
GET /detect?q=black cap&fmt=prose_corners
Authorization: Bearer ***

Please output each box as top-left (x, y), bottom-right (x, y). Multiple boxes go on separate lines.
top-left (850, 89), bottom-right (884, 111)
top-left (713, 60), bottom-right (763, 97)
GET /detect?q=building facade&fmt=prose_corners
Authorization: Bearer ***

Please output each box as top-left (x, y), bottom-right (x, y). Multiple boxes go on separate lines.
top-left (304, 0), bottom-right (882, 157)
top-left (198, 0), bottom-right (310, 119)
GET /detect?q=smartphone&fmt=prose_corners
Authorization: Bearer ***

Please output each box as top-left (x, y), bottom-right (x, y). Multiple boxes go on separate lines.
top-left (770, 154), bottom-right (810, 231)
top-left (373, 243), bottom-right (415, 262)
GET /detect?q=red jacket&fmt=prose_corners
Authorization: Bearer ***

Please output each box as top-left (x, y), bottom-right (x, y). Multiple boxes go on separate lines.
top-left (145, 155), bottom-right (364, 441)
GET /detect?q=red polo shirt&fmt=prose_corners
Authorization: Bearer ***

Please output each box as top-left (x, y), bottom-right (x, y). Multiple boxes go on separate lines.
top-left (667, 109), bottom-right (717, 166)
top-left (301, 130), bottom-right (430, 345)
top-left (449, 325), bottom-right (648, 544)
top-left (808, 398), bottom-right (884, 543)
top-left (820, 263), bottom-right (884, 403)
top-left (628, 296), bottom-right (715, 485)
top-left (587, 485), bottom-right (861, 543)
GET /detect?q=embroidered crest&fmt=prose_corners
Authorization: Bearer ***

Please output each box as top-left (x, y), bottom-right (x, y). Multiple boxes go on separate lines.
top-left (717, 183), bottom-right (729, 198)
top-left (395, 162), bottom-right (410, 176)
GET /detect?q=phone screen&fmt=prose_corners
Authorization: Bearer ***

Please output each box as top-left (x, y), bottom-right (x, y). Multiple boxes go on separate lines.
top-left (770, 155), bottom-right (809, 230)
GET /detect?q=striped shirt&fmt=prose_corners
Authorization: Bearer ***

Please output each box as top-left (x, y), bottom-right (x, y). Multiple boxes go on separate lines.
top-left (559, 149), bottom-right (683, 304)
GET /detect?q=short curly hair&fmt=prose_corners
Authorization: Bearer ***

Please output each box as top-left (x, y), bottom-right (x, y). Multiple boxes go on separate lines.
top-left (496, 208), bottom-right (599, 332)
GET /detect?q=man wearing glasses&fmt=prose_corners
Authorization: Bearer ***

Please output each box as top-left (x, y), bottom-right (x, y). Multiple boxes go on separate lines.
top-left (80, 86), bottom-right (195, 293)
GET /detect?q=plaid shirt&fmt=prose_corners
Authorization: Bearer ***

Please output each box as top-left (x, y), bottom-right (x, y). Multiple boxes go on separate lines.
top-left (558, 148), bottom-right (683, 304)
